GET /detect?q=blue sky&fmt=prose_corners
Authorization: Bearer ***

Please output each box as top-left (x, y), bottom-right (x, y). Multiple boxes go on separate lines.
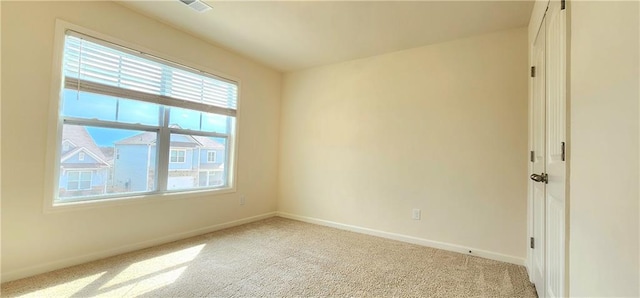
top-left (63, 90), bottom-right (229, 146)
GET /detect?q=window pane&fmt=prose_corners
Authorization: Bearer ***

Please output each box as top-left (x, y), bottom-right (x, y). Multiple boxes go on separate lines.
top-left (79, 181), bottom-right (92, 190)
top-left (202, 113), bottom-right (231, 134)
top-left (169, 107), bottom-right (200, 131)
top-left (169, 107), bottom-right (233, 134)
top-left (116, 98), bottom-right (160, 126)
top-left (57, 124), bottom-right (158, 200)
top-left (167, 133), bottom-right (227, 191)
top-left (68, 171), bottom-right (79, 180)
top-left (62, 89), bottom-right (159, 126)
top-left (80, 171), bottom-right (92, 180)
top-left (62, 89), bottom-right (117, 121)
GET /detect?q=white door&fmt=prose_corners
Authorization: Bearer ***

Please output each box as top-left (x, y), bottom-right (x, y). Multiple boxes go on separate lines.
top-left (531, 18), bottom-right (547, 298)
top-left (544, 1), bottom-right (567, 297)
top-left (530, 1), bottom-right (567, 297)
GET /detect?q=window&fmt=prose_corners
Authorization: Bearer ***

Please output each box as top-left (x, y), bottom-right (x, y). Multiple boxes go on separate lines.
top-left (207, 151), bottom-right (216, 163)
top-left (67, 171), bottom-right (92, 190)
top-left (170, 149), bottom-right (186, 163)
top-left (51, 27), bottom-right (238, 204)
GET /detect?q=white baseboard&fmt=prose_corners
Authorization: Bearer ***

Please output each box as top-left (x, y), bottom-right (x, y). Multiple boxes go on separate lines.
top-left (277, 212), bottom-right (525, 266)
top-left (1, 212), bottom-right (277, 283)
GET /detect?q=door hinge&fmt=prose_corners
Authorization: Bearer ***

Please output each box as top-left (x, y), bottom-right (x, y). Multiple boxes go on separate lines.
top-left (530, 151), bottom-right (535, 162)
top-left (530, 66), bottom-right (536, 78)
top-left (530, 237), bottom-right (535, 249)
top-left (561, 0), bottom-right (566, 10)
top-left (561, 142), bottom-right (566, 161)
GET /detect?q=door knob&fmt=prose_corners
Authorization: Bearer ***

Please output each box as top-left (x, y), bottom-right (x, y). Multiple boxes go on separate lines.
top-left (530, 173), bottom-right (548, 184)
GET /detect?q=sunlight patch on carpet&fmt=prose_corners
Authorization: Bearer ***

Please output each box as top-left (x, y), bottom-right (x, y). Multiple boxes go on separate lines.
top-left (16, 272), bottom-right (106, 298)
top-left (96, 266), bottom-right (188, 297)
top-left (98, 244), bottom-right (205, 291)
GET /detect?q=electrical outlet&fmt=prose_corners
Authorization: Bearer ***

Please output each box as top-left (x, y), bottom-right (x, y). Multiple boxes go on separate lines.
top-left (412, 208), bottom-right (421, 220)
top-left (240, 196), bottom-right (246, 205)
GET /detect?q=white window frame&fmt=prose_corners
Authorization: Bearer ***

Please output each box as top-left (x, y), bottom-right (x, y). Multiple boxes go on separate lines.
top-left (170, 149), bottom-right (187, 163)
top-left (43, 20), bottom-right (241, 212)
top-left (78, 152), bottom-right (85, 161)
top-left (67, 170), bottom-right (92, 191)
top-left (207, 151), bottom-right (216, 163)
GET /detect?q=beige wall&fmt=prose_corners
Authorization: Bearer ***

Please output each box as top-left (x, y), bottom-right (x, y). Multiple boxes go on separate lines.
top-left (278, 28), bottom-right (529, 260)
top-left (569, 1), bottom-right (640, 296)
top-left (1, 1), bottom-right (281, 280)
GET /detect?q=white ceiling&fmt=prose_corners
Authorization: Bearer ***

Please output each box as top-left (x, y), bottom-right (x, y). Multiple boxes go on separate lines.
top-left (118, 1), bottom-right (534, 72)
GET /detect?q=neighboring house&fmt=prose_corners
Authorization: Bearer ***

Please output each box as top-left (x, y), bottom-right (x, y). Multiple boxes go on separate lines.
top-left (59, 125), bottom-right (111, 198)
top-left (113, 128), bottom-right (226, 192)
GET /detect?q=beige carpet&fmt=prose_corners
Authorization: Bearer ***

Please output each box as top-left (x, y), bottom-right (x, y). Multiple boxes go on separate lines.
top-left (1, 217), bottom-right (537, 297)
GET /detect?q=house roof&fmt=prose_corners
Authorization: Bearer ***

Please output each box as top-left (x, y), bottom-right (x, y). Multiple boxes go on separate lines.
top-left (61, 125), bottom-right (109, 165)
top-left (115, 132), bottom-right (158, 145)
top-left (193, 136), bottom-right (225, 149)
top-left (116, 131), bottom-right (225, 149)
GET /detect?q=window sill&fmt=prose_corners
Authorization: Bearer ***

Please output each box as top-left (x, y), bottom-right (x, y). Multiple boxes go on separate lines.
top-left (44, 187), bottom-right (236, 214)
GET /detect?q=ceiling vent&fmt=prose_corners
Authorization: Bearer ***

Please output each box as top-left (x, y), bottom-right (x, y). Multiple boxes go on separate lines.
top-left (178, 0), bottom-right (212, 13)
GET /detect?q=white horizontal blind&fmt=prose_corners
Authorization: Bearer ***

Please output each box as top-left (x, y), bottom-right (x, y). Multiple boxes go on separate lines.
top-left (63, 31), bottom-right (238, 116)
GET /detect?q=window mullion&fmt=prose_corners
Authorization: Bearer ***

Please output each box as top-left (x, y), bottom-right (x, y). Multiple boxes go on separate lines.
top-left (156, 107), bottom-right (171, 192)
